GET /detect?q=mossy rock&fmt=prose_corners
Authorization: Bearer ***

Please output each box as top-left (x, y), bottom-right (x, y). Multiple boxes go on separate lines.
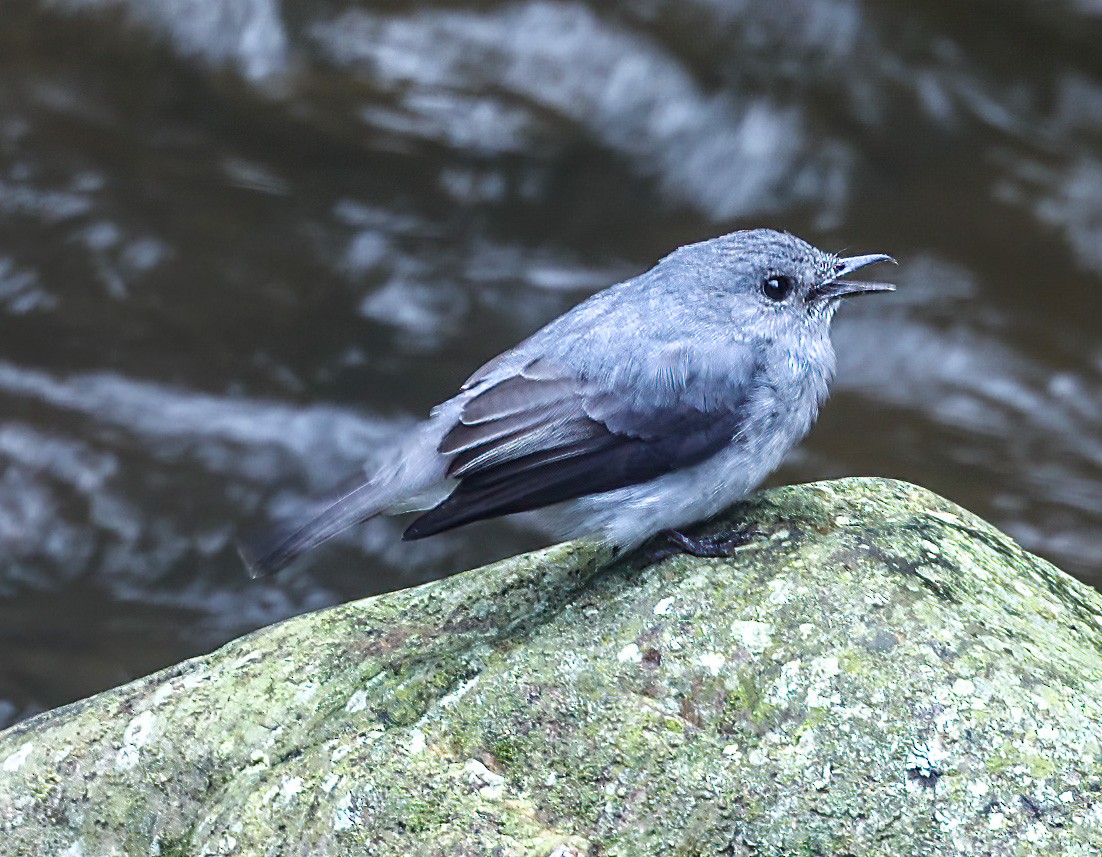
top-left (1, 478), bottom-right (1101, 856)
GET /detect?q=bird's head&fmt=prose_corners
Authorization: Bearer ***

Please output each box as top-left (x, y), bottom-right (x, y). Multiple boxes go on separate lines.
top-left (673, 229), bottom-right (896, 335)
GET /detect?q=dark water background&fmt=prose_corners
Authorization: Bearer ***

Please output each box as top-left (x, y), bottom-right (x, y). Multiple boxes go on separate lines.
top-left (1, 0), bottom-right (1101, 727)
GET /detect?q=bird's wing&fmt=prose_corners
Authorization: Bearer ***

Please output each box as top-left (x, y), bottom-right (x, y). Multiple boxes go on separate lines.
top-left (403, 356), bottom-right (749, 539)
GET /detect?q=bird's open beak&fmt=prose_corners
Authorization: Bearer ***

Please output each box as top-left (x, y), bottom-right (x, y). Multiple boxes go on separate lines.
top-left (811, 253), bottom-right (897, 302)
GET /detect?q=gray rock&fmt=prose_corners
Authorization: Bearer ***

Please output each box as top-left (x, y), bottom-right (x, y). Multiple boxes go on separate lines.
top-left (2, 478), bottom-right (1101, 856)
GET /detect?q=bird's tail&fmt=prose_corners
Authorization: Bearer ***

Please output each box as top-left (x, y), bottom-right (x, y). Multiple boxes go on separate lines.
top-left (239, 411), bottom-right (456, 577)
top-left (238, 480), bottom-right (389, 578)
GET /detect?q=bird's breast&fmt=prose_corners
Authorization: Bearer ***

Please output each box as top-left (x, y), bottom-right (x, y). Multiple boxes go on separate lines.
top-left (746, 337), bottom-right (835, 442)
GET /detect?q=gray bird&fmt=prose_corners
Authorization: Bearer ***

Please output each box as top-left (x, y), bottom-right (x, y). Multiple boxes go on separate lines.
top-left (241, 229), bottom-right (894, 577)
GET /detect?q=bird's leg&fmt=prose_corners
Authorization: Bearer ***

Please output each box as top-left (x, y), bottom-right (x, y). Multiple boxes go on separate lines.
top-left (635, 523), bottom-right (760, 566)
top-left (633, 539), bottom-right (681, 567)
top-left (661, 525), bottom-right (759, 558)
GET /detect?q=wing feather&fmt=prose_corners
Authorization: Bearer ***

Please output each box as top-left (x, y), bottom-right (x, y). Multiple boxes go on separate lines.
top-left (403, 359), bottom-right (747, 540)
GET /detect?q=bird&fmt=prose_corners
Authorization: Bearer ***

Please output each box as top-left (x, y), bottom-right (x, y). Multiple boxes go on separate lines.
top-left (240, 229), bottom-right (895, 578)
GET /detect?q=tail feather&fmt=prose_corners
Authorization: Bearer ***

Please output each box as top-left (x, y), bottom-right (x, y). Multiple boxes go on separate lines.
top-left (238, 482), bottom-right (386, 578)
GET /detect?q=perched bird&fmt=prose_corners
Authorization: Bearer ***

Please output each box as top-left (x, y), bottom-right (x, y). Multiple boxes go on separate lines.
top-left (241, 229), bottom-right (894, 577)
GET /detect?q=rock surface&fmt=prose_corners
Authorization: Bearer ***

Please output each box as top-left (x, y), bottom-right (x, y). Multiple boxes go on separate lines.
top-left (2, 478), bottom-right (1101, 856)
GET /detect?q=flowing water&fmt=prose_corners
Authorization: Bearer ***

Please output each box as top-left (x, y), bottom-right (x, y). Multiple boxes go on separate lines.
top-left (1, 0), bottom-right (1101, 726)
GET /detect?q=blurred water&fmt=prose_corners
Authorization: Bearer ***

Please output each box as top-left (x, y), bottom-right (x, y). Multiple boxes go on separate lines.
top-left (1, 0), bottom-right (1101, 727)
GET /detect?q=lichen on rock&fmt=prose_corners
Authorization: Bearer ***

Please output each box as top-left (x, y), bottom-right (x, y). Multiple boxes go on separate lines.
top-left (1, 478), bottom-right (1101, 856)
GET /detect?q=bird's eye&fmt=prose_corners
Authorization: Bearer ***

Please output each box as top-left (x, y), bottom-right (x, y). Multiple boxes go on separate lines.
top-left (762, 275), bottom-right (794, 302)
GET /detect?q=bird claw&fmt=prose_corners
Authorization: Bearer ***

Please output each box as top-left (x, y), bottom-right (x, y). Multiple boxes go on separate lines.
top-left (635, 524), bottom-right (760, 566)
top-left (663, 526), bottom-right (760, 557)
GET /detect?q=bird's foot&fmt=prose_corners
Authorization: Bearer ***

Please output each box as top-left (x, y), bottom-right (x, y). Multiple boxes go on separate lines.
top-left (662, 525), bottom-right (760, 558)
top-left (636, 524), bottom-right (760, 566)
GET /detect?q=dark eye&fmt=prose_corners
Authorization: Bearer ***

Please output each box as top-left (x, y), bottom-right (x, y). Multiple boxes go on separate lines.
top-left (762, 275), bottom-right (794, 302)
